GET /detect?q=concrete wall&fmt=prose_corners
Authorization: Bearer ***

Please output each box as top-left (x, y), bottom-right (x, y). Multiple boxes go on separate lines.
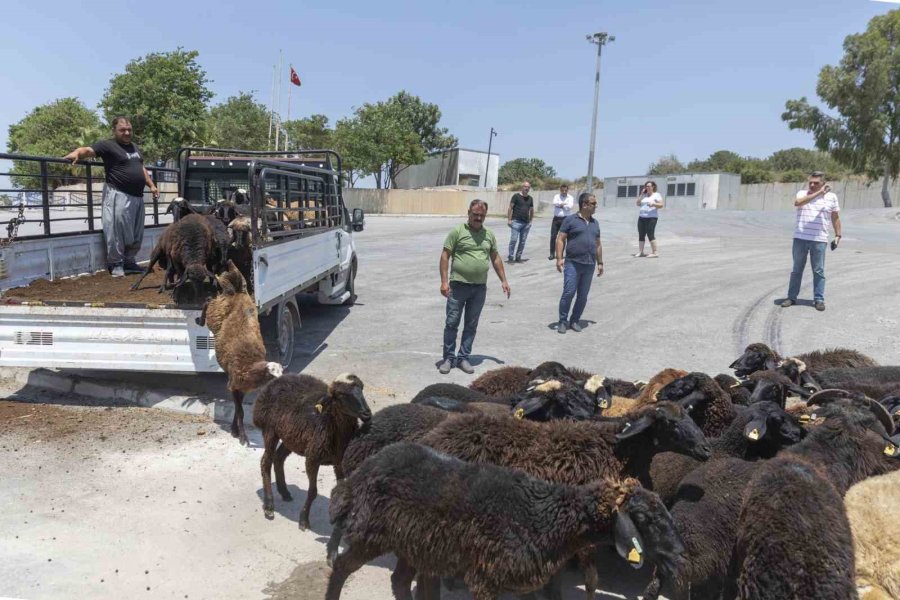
top-left (725, 180), bottom-right (895, 211)
top-left (343, 189), bottom-right (560, 217)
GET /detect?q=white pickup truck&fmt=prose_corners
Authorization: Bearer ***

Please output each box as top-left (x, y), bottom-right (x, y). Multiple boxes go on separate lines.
top-left (0, 147), bottom-right (364, 372)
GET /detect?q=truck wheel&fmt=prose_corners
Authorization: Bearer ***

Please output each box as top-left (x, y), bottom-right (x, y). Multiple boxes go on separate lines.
top-left (264, 301), bottom-right (296, 368)
top-left (343, 259), bottom-right (357, 306)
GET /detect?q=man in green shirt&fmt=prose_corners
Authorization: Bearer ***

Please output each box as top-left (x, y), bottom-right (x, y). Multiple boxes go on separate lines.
top-left (438, 199), bottom-right (511, 374)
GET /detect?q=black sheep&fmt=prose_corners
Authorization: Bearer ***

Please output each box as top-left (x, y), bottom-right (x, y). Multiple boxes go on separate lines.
top-left (657, 372), bottom-right (737, 437)
top-left (806, 366), bottom-right (900, 401)
top-left (326, 443), bottom-right (682, 600)
top-left (730, 342), bottom-right (878, 380)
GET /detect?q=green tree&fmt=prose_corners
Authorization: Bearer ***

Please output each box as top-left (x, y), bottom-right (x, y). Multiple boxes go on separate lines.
top-left (99, 48), bottom-right (213, 161)
top-left (783, 10), bottom-right (900, 207)
top-left (6, 97), bottom-right (105, 188)
top-left (498, 158), bottom-right (557, 185)
top-left (332, 118), bottom-right (367, 187)
top-left (687, 150), bottom-right (743, 172)
top-left (737, 159), bottom-right (775, 184)
top-left (647, 154), bottom-right (686, 175)
top-left (206, 92), bottom-right (269, 151)
top-left (283, 114), bottom-right (332, 151)
top-left (335, 92), bottom-right (457, 189)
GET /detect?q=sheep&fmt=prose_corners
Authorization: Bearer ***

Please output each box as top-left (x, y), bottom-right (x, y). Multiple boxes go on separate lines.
top-left (744, 367), bottom-right (814, 407)
top-left (845, 469), bottom-right (900, 600)
top-left (195, 261), bottom-right (282, 445)
top-left (252, 372), bottom-right (371, 529)
top-left (410, 382), bottom-right (506, 406)
top-left (597, 368), bottom-right (688, 418)
top-left (656, 372), bottom-right (738, 437)
top-left (652, 392), bottom-right (898, 600)
top-left (413, 396), bottom-right (512, 418)
top-left (646, 400), bottom-right (806, 506)
top-left (325, 443), bottom-right (684, 600)
top-left (723, 392), bottom-right (900, 600)
top-left (130, 213), bottom-right (219, 302)
top-left (715, 373), bottom-right (752, 405)
top-left (729, 342), bottom-right (878, 378)
top-left (468, 365), bottom-right (532, 397)
top-left (469, 361), bottom-right (641, 401)
top-left (803, 366), bottom-right (900, 401)
top-left (340, 403), bottom-right (452, 477)
top-left (419, 402), bottom-right (709, 600)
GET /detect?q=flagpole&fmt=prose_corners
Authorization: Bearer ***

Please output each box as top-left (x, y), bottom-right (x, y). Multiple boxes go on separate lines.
top-left (267, 63), bottom-right (276, 151)
top-left (275, 50), bottom-right (283, 151)
top-left (285, 68), bottom-right (293, 152)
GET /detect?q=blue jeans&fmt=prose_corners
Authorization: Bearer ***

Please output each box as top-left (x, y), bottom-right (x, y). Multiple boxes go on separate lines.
top-left (559, 261), bottom-right (595, 324)
top-left (508, 220), bottom-right (531, 259)
top-left (787, 238), bottom-right (827, 302)
top-left (443, 282), bottom-right (487, 361)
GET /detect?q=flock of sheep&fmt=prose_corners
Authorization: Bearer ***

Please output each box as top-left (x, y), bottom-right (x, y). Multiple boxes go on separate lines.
top-left (131, 196), bottom-right (899, 599)
top-left (240, 345), bottom-right (900, 600)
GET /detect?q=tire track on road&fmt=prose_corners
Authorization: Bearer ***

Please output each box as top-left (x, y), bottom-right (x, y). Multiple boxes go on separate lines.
top-left (732, 285), bottom-right (783, 356)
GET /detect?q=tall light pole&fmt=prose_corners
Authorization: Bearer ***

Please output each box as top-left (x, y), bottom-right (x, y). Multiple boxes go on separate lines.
top-left (485, 127), bottom-right (497, 188)
top-left (585, 32), bottom-right (614, 194)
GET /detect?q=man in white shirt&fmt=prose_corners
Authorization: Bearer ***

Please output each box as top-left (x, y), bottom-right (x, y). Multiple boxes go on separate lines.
top-left (781, 171), bottom-right (842, 312)
top-left (549, 183), bottom-right (575, 260)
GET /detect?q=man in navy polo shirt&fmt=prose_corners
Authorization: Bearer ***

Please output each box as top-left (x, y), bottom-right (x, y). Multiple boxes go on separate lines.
top-left (555, 192), bottom-right (603, 333)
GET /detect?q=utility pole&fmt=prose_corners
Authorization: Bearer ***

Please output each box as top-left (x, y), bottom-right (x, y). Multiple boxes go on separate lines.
top-left (485, 127), bottom-right (497, 189)
top-left (585, 32), bottom-right (614, 194)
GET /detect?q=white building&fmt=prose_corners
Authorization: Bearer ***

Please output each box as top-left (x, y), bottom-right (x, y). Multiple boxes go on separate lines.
top-left (602, 172), bottom-right (741, 209)
top-left (394, 148), bottom-right (499, 189)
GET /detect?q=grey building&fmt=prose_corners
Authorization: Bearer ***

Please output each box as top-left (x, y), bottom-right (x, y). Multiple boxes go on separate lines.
top-left (602, 172), bottom-right (741, 209)
top-left (394, 148), bottom-right (499, 189)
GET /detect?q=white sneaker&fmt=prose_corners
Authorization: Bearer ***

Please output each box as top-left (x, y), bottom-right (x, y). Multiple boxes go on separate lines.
top-left (110, 265), bottom-right (125, 278)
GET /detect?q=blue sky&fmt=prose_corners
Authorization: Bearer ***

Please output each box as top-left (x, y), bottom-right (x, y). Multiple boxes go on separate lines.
top-left (0, 0), bottom-right (894, 181)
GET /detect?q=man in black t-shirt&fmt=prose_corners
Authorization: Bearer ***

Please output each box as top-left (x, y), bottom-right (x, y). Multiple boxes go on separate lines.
top-left (65, 117), bottom-right (159, 277)
top-left (506, 181), bottom-right (534, 263)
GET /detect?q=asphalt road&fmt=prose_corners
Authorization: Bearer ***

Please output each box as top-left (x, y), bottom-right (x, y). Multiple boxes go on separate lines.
top-left (1, 208), bottom-right (898, 600)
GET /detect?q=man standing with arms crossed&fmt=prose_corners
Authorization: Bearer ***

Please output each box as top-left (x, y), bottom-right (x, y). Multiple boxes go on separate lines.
top-left (549, 183), bottom-right (575, 260)
top-left (65, 117), bottom-right (159, 278)
top-left (556, 192), bottom-right (603, 333)
top-left (781, 171), bottom-right (841, 312)
top-left (439, 200), bottom-right (511, 374)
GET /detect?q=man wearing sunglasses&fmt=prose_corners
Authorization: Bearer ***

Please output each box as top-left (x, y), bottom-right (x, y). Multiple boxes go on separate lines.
top-left (555, 192), bottom-right (603, 333)
top-left (781, 171), bottom-right (841, 312)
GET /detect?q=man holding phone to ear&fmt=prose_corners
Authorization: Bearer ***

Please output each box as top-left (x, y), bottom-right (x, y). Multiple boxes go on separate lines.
top-left (781, 171), bottom-right (841, 312)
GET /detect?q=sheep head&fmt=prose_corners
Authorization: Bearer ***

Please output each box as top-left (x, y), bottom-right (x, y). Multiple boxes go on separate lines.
top-left (327, 373), bottom-right (372, 427)
top-left (511, 378), bottom-right (596, 421)
top-left (746, 370), bottom-right (813, 408)
top-left (741, 401), bottom-right (806, 447)
top-left (657, 372), bottom-right (719, 413)
top-left (584, 375), bottom-right (613, 410)
top-left (729, 342), bottom-right (779, 377)
top-left (614, 402), bottom-right (711, 461)
top-left (615, 484), bottom-right (685, 578)
top-left (807, 389), bottom-right (895, 436)
top-left (215, 260), bottom-right (248, 296)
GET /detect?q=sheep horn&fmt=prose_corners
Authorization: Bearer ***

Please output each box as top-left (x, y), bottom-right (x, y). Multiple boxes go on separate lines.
top-left (806, 388), bottom-right (853, 406)
top-left (866, 399), bottom-right (895, 436)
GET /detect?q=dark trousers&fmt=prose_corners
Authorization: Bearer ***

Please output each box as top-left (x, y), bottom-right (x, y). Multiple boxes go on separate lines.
top-left (638, 217), bottom-right (658, 242)
top-left (443, 282), bottom-right (487, 361)
top-left (558, 261), bottom-right (595, 324)
top-left (550, 216), bottom-right (566, 256)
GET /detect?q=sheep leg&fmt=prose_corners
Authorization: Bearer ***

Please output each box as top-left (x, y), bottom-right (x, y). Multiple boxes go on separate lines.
top-left (543, 570), bottom-right (564, 600)
top-left (231, 389), bottom-right (249, 446)
top-left (579, 551), bottom-right (599, 600)
top-left (260, 430), bottom-right (278, 520)
top-left (642, 569), bottom-right (662, 600)
top-left (273, 442), bottom-right (293, 501)
top-left (326, 522), bottom-right (344, 567)
top-left (416, 576), bottom-right (441, 600)
top-left (390, 557), bottom-right (415, 600)
top-left (325, 543), bottom-right (375, 600)
top-left (299, 457), bottom-right (318, 530)
top-left (463, 575), bottom-right (497, 600)
top-left (130, 252), bottom-right (160, 291)
top-left (195, 301), bottom-right (209, 327)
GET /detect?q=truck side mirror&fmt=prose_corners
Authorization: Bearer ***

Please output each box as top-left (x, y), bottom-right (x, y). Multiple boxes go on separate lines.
top-left (351, 208), bottom-right (365, 232)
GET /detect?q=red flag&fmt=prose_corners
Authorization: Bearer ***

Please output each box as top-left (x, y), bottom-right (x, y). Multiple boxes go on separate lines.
top-left (290, 66), bottom-right (301, 87)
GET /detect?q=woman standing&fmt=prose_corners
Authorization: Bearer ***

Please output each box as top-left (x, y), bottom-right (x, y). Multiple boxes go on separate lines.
top-left (635, 181), bottom-right (663, 258)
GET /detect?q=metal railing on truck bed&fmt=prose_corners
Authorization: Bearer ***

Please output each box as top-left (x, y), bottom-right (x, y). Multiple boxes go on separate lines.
top-left (0, 152), bottom-right (178, 242)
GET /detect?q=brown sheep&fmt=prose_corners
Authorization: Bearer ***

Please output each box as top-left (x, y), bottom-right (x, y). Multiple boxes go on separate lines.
top-left (253, 372), bottom-right (371, 529)
top-left (197, 261), bottom-right (282, 445)
top-left (468, 365), bottom-right (531, 397)
top-left (599, 368), bottom-right (688, 417)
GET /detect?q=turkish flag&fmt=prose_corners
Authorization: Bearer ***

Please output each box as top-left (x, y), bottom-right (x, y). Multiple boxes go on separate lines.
top-left (290, 66), bottom-right (301, 87)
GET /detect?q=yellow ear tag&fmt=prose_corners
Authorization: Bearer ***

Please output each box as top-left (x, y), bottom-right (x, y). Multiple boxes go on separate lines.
top-left (884, 443), bottom-right (897, 457)
top-left (315, 403), bottom-right (324, 414)
top-left (800, 414), bottom-right (810, 424)
top-left (599, 399), bottom-right (609, 409)
top-left (627, 547), bottom-right (642, 564)
top-left (514, 408), bottom-right (525, 420)
top-left (748, 428), bottom-right (760, 441)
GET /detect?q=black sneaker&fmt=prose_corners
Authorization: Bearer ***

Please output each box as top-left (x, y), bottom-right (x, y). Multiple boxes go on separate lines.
top-left (781, 299), bottom-right (795, 308)
top-left (548, 255), bottom-right (555, 260)
top-left (507, 256), bottom-right (514, 263)
top-left (457, 359), bottom-right (475, 374)
top-left (569, 321), bottom-right (583, 333)
top-left (558, 321), bottom-right (567, 334)
top-left (123, 261), bottom-right (143, 275)
top-left (438, 359), bottom-right (454, 374)
top-left (815, 302), bottom-right (826, 312)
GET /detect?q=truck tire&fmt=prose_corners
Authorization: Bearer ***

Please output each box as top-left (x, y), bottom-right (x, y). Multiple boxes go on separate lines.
top-left (262, 300), bottom-right (297, 368)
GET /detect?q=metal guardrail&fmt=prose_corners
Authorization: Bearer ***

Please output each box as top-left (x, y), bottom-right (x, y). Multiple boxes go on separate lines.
top-left (0, 152), bottom-right (179, 240)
